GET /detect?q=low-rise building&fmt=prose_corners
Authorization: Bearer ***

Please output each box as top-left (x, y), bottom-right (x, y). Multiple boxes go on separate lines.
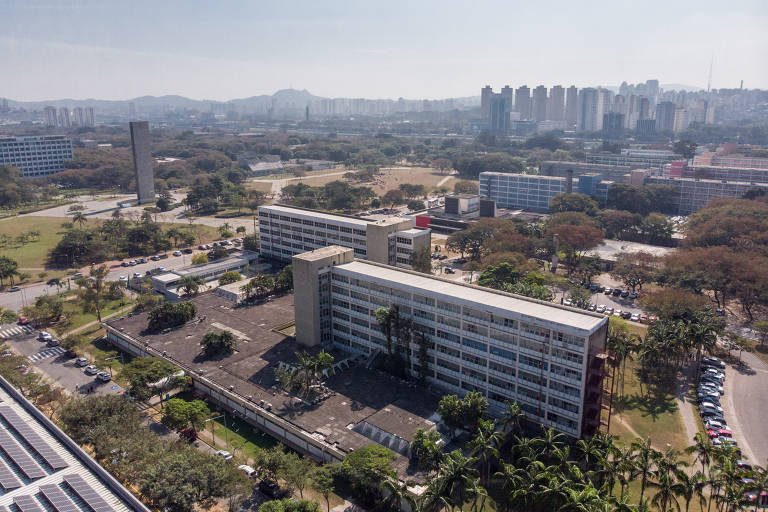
top-left (0, 376), bottom-right (150, 512)
top-left (646, 176), bottom-right (768, 214)
top-left (151, 254), bottom-right (257, 296)
top-left (480, 172), bottom-right (614, 212)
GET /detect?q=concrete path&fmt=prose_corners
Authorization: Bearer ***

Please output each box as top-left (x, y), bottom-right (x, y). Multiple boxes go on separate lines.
top-left (674, 362), bottom-right (701, 451)
top-left (436, 173), bottom-right (455, 187)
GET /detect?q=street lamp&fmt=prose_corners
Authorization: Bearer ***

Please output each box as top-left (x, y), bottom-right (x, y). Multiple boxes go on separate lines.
top-left (205, 413), bottom-right (229, 450)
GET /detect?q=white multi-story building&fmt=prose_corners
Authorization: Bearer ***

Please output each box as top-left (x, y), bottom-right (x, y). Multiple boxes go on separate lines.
top-left (293, 246), bottom-right (609, 438)
top-left (0, 135), bottom-right (74, 177)
top-left (479, 172), bottom-right (571, 212)
top-left (258, 204), bottom-right (431, 269)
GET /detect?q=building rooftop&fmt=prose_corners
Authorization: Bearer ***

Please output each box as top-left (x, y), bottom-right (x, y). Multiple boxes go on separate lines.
top-left (397, 228), bottom-right (427, 236)
top-left (174, 255), bottom-right (250, 277)
top-left (105, 294), bottom-right (440, 477)
top-left (0, 377), bottom-right (149, 512)
top-left (261, 204), bottom-right (370, 227)
top-left (589, 239), bottom-right (675, 262)
top-left (336, 261), bottom-right (607, 333)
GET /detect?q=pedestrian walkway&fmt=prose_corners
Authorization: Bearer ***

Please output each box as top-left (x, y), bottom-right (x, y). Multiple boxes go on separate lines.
top-left (28, 346), bottom-right (65, 362)
top-left (0, 325), bottom-right (34, 339)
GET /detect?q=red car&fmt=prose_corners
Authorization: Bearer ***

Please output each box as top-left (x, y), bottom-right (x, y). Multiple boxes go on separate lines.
top-left (17, 316), bottom-right (30, 326)
top-left (179, 428), bottom-right (197, 442)
top-left (708, 428), bottom-right (732, 439)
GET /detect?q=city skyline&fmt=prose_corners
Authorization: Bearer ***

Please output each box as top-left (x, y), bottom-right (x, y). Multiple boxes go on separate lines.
top-left (2, 0), bottom-right (767, 102)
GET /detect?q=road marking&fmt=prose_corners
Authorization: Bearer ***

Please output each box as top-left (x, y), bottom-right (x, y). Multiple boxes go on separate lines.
top-left (0, 326), bottom-right (32, 338)
top-left (28, 347), bottom-right (65, 363)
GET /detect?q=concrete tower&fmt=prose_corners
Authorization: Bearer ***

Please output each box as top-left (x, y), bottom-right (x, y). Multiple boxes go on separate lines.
top-left (129, 121), bottom-right (155, 204)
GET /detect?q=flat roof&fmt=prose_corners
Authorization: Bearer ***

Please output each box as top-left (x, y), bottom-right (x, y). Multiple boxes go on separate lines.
top-left (397, 228), bottom-right (427, 236)
top-left (174, 256), bottom-right (248, 277)
top-left (0, 377), bottom-right (149, 512)
top-left (260, 205), bottom-right (370, 227)
top-left (105, 294), bottom-right (440, 478)
top-left (336, 261), bottom-right (607, 333)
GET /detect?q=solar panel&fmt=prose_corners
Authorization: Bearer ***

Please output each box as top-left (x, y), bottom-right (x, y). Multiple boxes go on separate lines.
top-left (0, 408), bottom-right (68, 470)
top-left (63, 474), bottom-right (114, 512)
top-left (0, 430), bottom-right (46, 480)
top-left (39, 484), bottom-right (80, 512)
top-left (13, 495), bottom-right (44, 512)
top-left (0, 457), bottom-right (22, 490)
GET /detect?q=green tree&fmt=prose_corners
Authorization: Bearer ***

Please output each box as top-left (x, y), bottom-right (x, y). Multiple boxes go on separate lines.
top-left (217, 271), bottom-right (242, 285)
top-left (673, 140), bottom-right (698, 160)
top-left (410, 246), bottom-right (432, 274)
top-left (311, 465), bottom-right (336, 512)
top-left (0, 256), bottom-right (19, 287)
top-left (180, 275), bottom-right (205, 296)
top-left (411, 428), bottom-right (443, 471)
top-left (200, 330), bottom-right (236, 357)
top-left (339, 445), bottom-right (396, 503)
top-left (549, 193), bottom-right (599, 216)
top-left (120, 357), bottom-right (179, 403)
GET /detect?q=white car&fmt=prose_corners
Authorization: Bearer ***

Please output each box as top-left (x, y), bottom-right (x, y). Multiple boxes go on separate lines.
top-left (119, 276), bottom-right (128, 282)
top-left (630, 313), bottom-right (640, 322)
top-left (133, 272), bottom-right (142, 279)
top-left (173, 250), bottom-right (183, 256)
top-left (237, 464), bottom-right (256, 477)
top-left (84, 365), bottom-right (99, 376)
top-left (216, 450), bottom-right (233, 460)
top-left (38, 331), bottom-right (52, 341)
top-left (705, 368), bottom-right (725, 380)
top-left (75, 357), bottom-right (88, 367)
top-left (613, 309), bottom-right (622, 316)
top-left (700, 401), bottom-right (724, 413)
top-left (596, 305), bottom-right (606, 313)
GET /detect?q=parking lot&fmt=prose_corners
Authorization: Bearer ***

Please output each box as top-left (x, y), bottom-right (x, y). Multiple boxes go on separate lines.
top-left (1, 324), bottom-right (124, 396)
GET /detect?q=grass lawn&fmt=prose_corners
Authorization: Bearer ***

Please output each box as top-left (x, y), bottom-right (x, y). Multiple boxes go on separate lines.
top-left (60, 295), bottom-right (132, 332)
top-left (204, 413), bottom-right (278, 461)
top-left (245, 182), bottom-right (274, 195)
top-left (370, 167), bottom-right (453, 195)
top-left (611, 359), bottom-right (689, 452)
top-left (0, 216), bottom-right (73, 269)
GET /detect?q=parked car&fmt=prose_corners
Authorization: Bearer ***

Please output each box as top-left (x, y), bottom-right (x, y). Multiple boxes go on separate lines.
top-left (621, 311), bottom-right (632, 319)
top-left (605, 307), bottom-right (614, 314)
top-left (628, 292), bottom-right (638, 300)
top-left (238, 465), bottom-right (256, 478)
top-left (444, 267), bottom-right (455, 274)
top-left (17, 316), bottom-right (29, 325)
top-left (47, 338), bottom-right (60, 347)
top-left (705, 419), bottom-right (726, 430)
top-left (84, 365), bottom-right (99, 376)
top-left (704, 368), bottom-right (725, 381)
top-left (198, 245), bottom-right (207, 250)
top-left (150, 255), bottom-right (161, 261)
top-left (173, 250), bottom-right (183, 257)
top-left (564, 299), bottom-right (573, 307)
top-left (221, 240), bottom-right (232, 246)
top-left (121, 261), bottom-right (130, 267)
top-left (700, 403), bottom-right (724, 415)
top-left (702, 356), bottom-right (726, 369)
top-left (604, 288), bottom-right (612, 295)
top-left (613, 309), bottom-right (622, 317)
top-left (38, 332), bottom-right (52, 341)
top-left (133, 272), bottom-right (142, 279)
top-left (620, 290), bottom-right (630, 298)
top-left (215, 450), bottom-right (233, 460)
top-left (183, 248), bottom-right (193, 254)
top-left (596, 305), bottom-right (606, 313)
top-left (75, 357), bottom-right (88, 367)
top-left (179, 427), bottom-right (198, 442)
top-left (8, 286), bottom-right (20, 292)
top-left (699, 381), bottom-right (724, 394)
top-left (588, 304), bottom-right (596, 311)
top-left (119, 276), bottom-right (128, 282)
top-left (612, 288), bottom-right (622, 296)
top-left (97, 372), bottom-right (112, 382)
top-left (129, 260), bottom-right (137, 266)
top-left (630, 313), bottom-right (640, 322)
top-left (138, 258), bottom-right (148, 264)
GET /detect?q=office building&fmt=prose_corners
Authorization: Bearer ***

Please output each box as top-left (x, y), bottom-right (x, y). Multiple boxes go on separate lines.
top-left (636, 119), bottom-right (657, 136)
top-left (445, 194), bottom-right (480, 215)
top-left (577, 88), bottom-right (599, 131)
top-left (515, 85), bottom-right (531, 120)
top-left (602, 112), bottom-right (625, 138)
top-left (540, 161), bottom-right (634, 182)
top-left (586, 148), bottom-right (675, 169)
top-left (294, 246), bottom-right (609, 437)
top-left (638, 97), bottom-right (650, 120)
top-left (257, 204), bottom-right (431, 269)
top-left (129, 121), bottom-right (155, 204)
top-left (480, 173), bottom-right (571, 212)
top-left (548, 86), bottom-right (565, 121)
top-left (655, 101), bottom-right (676, 132)
top-left (673, 108), bottom-right (690, 133)
top-left (0, 135), bottom-right (74, 177)
top-left (500, 85), bottom-right (514, 111)
top-left (565, 86), bottom-right (578, 127)
top-left (645, 79), bottom-right (660, 102)
top-left (489, 94), bottom-right (510, 133)
top-left (646, 176), bottom-right (768, 215)
top-left (532, 86), bottom-right (548, 122)
top-left (44, 106), bottom-right (57, 127)
top-left (0, 376), bottom-right (151, 512)
top-left (481, 85), bottom-right (493, 118)
top-left (150, 254), bottom-right (258, 297)
top-left (57, 107), bottom-right (71, 128)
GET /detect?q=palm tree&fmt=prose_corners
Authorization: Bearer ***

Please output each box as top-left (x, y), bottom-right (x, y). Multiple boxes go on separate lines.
top-left (648, 471), bottom-right (685, 512)
top-left (468, 419), bottom-right (502, 485)
top-left (239, 281), bottom-right (255, 302)
top-left (631, 438), bottom-right (657, 506)
top-left (687, 432), bottom-right (715, 475)
top-left (500, 400), bottom-right (524, 438)
top-left (429, 451), bottom-right (478, 512)
top-left (71, 211), bottom-right (88, 229)
top-left (676, 470), bottom-right (707, 512)
top-left (180, 275), bottom-right (205, 296)
top-left (532, 428), bottom-right (566, 464)
top-left (379, 479), bottom-right (415, 512)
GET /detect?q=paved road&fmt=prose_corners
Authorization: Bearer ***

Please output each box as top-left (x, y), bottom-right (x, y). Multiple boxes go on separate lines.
top-left (723, 350), bottom-right (768, 465)
top-left (0, 249), bottom-right (210, 312)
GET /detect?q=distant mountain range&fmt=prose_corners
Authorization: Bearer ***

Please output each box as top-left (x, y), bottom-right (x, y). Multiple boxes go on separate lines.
top-left (6, 89), bottom-right (476, 110)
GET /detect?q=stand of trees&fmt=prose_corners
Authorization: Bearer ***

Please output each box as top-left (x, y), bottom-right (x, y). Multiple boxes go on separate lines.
top-left (147, 302), bottom-right (197, 331)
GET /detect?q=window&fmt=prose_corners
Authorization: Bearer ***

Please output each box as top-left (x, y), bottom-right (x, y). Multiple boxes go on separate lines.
top-left (435, 344), bottom-right (460, 358)
top-left (489, 346), bottom-right (516, 361)
top-left (549, 396), bottom-right (579, 414)
top-left (519, 354), bottom-right (548, 371)
top-left (437, 330), bottom-right (460, 344)
top-left (436, 358), bottom-right (460, 372)
top-left (462, 337), bottom-right (487, 352)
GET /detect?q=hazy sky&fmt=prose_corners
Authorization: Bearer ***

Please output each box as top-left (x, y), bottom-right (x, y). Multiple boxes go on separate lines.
top-left (3, 0), bottom-right (767, 101)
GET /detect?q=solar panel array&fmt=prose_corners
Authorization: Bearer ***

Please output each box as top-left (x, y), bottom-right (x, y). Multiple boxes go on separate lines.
top-left (0, 458), bottom-right (22, 491)
top-left (12, 495), bottom-right (44, 512)
top-left (0, 408), bottom-right (68, 471)
top-left (0, 430), bottom-right (45, 480)
top-left (38, 484), bottom-right (80, 512)
top-left (63, 475), bottom-right (114, 512)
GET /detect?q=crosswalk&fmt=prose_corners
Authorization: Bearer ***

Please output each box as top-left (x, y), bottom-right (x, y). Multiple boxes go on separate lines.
top-left (28, 346), bottom-right (65, 362)
top-left (0, 325), bottom-right (34, 339)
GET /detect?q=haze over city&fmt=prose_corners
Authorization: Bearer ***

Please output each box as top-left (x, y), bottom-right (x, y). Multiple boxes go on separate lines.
top-left (3, 0), bottom-right (768, 102)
